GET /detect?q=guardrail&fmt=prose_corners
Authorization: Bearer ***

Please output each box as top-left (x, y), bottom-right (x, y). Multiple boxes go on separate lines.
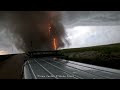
top-left (26, 51), bottom-right (64, 58)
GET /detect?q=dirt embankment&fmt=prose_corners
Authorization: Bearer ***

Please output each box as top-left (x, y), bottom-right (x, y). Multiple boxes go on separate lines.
top-left (0, 54), bottom-right (24, 79)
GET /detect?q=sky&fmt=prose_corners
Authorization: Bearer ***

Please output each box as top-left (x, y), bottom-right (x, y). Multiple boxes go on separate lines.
top-left (0, 11), bottom-right (120, 54)
top-left (63, 26), bottom-right (120, 49)
top-left (61, 11), bottom-right (120, 49)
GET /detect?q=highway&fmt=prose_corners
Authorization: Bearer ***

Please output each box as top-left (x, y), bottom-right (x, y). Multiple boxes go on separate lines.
top-left (24, 57), bottom-right (120, 79)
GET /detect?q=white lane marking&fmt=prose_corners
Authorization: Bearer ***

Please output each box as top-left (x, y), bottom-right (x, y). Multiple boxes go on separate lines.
top-left (61, 59), bottom-right (120, 74)
top-left (24, 66), bottom-right (28, 79)
top-left (28, 61), bottom-right (37, 79)
top-left (62, 61), bottom-right (120, 79)
top-left (49, 59), bottom-right (110, 79)
top-left (34, 59), bottom-right (58, 79)
top-left (61, 60), bottom-right (120, 75)
top-left (45, 58), bottom-right (104, 78)
top-left (41, 59), bottom-right (83, 79)
top-left (43, 58), bottom-right (98, 78)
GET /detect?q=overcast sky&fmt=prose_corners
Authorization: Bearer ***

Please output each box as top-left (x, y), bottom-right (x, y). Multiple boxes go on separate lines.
top-left (0, 11), bottom-right (120, 54)
top-left (61, 11), bottom-right (120, 49)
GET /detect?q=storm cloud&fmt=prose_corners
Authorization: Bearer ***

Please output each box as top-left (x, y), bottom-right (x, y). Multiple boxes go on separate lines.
top-left (0, 11), bottom-right (69, 53)
top-left (0, 11), bottom-right (120, 53)
top-left (62, 11), bottom-right (120, 27)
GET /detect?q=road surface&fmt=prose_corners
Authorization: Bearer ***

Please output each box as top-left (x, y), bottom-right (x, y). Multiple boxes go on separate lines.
top-left (24, 57), bottom-right (120, 79)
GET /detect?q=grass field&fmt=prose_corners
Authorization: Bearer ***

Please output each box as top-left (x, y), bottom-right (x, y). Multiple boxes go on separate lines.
top-left (59, 43), bottom-right (120, 69)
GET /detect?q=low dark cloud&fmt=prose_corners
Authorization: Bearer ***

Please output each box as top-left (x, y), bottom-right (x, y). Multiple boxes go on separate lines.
top-left (62, 11), bottom-right (120, 27)
top-left (0, 11), bottom-right (69, 52)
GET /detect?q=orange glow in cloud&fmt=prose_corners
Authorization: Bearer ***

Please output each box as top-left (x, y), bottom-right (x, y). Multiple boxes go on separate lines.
top-left (53, 38), bottom-right (57, 50)
top-left (48, 24), bottom-right (51, 35)
top-left (48, 23), bottom-right (57, 50)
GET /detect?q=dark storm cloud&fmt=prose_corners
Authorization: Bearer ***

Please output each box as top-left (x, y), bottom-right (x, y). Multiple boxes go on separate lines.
top-left (62, 11), bottom-right (120, 49)
top-left (62, 11), bottom-right (120, 27)
top-left (0, 11), bottom-right (69, 52)
top-left (0, 29), bottom-right (12, 53)
top-left (1, 11), bottom-right (120, 52)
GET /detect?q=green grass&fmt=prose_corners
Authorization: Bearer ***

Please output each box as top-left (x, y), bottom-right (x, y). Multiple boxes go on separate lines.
top-left (59, 43), bottom-right (120, 69)
top-left (60, 43), bottom-right (120, 53)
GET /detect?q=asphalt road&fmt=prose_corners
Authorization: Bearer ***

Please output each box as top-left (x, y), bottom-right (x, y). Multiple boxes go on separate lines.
top-left (24, 57), bottom-right (120, 79)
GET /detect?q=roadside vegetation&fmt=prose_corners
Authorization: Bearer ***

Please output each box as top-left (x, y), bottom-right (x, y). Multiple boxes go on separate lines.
top-left (59, 43), bottom-right (120, 69)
